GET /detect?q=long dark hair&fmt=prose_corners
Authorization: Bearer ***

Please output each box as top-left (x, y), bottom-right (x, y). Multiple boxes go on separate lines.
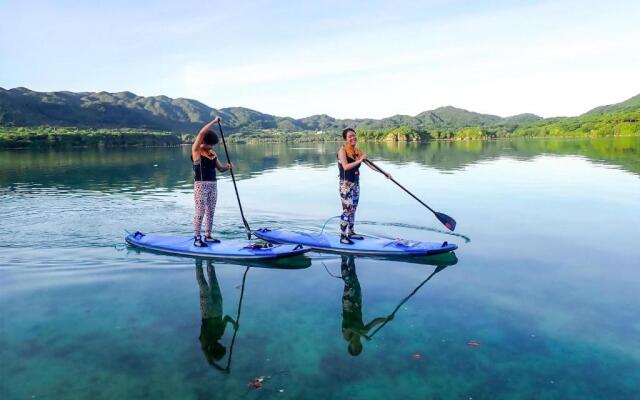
top-left (342, 128), bottom-right (356, 140)
top-left (204, 131), bottom-right (219, 145)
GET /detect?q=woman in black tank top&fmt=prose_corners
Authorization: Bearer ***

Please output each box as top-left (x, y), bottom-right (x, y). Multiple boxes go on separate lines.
top-left (191, 117), bottom-right (233, 248)
top-left (337, 128), bottom-right (391, 245)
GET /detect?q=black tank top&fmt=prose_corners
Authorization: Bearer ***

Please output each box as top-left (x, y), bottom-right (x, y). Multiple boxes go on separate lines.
top-left (338, 151), bottom-right (360, 182)
top-left (192, 155), bottom-right (217, 182)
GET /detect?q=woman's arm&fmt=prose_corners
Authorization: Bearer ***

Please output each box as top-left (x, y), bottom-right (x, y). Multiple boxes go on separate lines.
top-left (363, 160), bottom-right (392, 179)
top-left (338, 148), bottom-right (367, 171)
top-left (364, 317), bottom-right (388, 331)
top-left (192, 117), bottom-right (221, 160)
top-left (223, 315), bottom-right (239, 330)
top-left (215, 158), bottom-right (232, 172)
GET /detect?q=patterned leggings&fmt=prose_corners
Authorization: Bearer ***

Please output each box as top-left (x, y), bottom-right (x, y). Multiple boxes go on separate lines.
top-left (194, 181), bottom-right (218, 237)
top-left (339, 180), bottom-right (360, 235)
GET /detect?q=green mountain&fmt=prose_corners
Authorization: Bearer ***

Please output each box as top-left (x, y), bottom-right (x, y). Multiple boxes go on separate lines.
top-left (584, 93), bottom-right (640, 115)
top-left (2, 87), bottom-right (638, 148)
top-left (0, 87), bottom-right (217, 132)
top-left (0, 87), bottom-right (541, 133)
top-left (417, 106), bottom-right (502, 128)
top-left (502, 113), bottom-right (543, 124)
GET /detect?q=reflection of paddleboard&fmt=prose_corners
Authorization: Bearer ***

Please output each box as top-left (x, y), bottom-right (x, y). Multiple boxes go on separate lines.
top-left (125, 231), bottom-right (310, 260)
top-left (388, 251), bottom-right (459, 267)
top-left (254, 228), bottom-right (457, 256)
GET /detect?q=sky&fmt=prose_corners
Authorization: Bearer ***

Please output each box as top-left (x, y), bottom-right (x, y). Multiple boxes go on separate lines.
top-left (1, 0), bottom-right (639, 119)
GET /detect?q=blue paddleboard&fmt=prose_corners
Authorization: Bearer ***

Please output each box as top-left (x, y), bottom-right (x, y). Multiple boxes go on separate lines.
top-left (254, 228), bottom-right (457, 256)
top-left (125, 231), bottom-right (310, 260)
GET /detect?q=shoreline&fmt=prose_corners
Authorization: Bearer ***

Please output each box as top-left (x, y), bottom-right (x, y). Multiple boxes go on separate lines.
top-left (0, 134), bottom-right (637, 150)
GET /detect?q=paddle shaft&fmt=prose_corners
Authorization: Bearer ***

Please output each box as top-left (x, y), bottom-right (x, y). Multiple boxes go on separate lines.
top-left (217, 121), bottom-right (252, 239)
top-left (369, 265), bottom-right (445, 338)
top-left (364, 159), bottom-right (437, 214)
top-left (224, 266), bottom-right (249, 372)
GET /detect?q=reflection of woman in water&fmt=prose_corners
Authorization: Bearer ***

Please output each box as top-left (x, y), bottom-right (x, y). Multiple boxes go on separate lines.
top-left (195, 259), bottom-right (238, 367)
top-left (341, 255), bottom-right (387, 356)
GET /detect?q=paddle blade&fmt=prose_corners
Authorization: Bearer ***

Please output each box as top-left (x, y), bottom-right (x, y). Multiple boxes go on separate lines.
top-left (435, 212), bottom-right (456, 231)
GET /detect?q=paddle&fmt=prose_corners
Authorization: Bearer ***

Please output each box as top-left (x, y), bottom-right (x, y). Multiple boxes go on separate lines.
top-left (364, 159), bottom-right (457, 231)
top-left (209, 266), bottom-right (249, 373)
top-left (369, 264), bottom-right (448, 339)
top-left (217, 121), bottom-right (252, 240)
top-left (223, 266), bottom-right (249, 372)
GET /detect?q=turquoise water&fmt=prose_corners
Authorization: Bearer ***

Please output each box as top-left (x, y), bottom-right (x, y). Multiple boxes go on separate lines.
top-left (1, 138), bottom-right (639, 399)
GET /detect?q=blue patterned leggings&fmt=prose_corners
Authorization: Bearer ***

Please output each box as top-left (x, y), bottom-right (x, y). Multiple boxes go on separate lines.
top-left (339, 180), bottom-right (360, 235)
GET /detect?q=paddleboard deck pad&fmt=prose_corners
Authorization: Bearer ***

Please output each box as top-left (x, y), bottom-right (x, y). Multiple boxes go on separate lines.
top-left (254, 228), bottom-right (457, 256)
top-left (125, 231), bottom-right (310, 260)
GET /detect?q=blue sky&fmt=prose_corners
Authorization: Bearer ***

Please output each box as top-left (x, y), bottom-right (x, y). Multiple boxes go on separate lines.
top-left (1, 0), bottom-right (639, 118)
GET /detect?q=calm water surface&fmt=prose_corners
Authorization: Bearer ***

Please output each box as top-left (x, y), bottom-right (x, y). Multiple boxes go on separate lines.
top-left (1, 138), bottom-right (639, 399)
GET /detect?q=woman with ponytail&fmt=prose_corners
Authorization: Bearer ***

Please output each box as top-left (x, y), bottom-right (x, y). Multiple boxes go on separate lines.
top-left (337, 128), bottom-right (390, 244)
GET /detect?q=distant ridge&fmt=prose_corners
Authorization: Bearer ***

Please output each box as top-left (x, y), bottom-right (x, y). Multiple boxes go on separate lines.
top-left (583, 93), bottom-right (640, 115)
top-left (0, 87), bottom-right (545, 133)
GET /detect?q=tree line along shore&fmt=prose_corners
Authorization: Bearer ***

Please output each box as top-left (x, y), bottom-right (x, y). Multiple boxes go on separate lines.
top-left (2, 87), bottom-right (638, 148)
top-left (1, 109), bottom-right (638, 149)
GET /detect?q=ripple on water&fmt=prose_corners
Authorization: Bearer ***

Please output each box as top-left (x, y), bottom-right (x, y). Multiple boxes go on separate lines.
top-left (1, 185), bottom-right (192, 248)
